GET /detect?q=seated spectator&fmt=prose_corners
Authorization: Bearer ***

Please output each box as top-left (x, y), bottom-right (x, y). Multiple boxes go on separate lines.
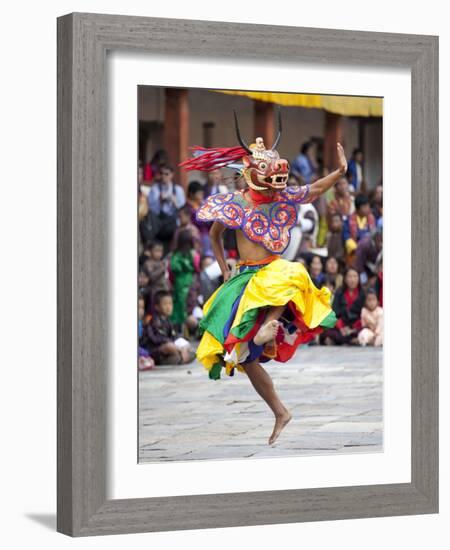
top-left (170, 205), bottom-right (201, 252)
top-left (141, 240), bottom-right (169, 302)
top-left (343, 194), bottom-right (376, 256)
top-left (354, 228), bottom-right (383, 287)
top-left (324, 256), bottom-right (343, 290)
top-left (168, 230), bottom-right (201, 333)
top-left (358, 288), bottom-right (383, 347)
top-left (326, 176), bottom-right (354, 222)
top-left (185, 180), bottom-right (204, 212)
top-left (320, 267), bottom-right (365, 345)
top-left (308, 255), bottom-right (326, 288)
top-left (326, 213), bottom-right (345, 264)
top-left (145, 290), bottom-right (195, 365)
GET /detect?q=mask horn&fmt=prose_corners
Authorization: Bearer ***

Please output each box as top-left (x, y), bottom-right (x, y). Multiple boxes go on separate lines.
top-left (233, 110), bottom-right (252, 154)
top-left (270, 107), bottom-right (282, 151)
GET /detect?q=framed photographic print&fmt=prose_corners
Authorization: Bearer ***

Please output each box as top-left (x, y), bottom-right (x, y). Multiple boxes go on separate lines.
top-left (57, 12), bottom-right (438, 536)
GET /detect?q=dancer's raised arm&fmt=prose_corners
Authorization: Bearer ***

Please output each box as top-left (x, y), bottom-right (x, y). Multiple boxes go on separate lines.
top-left (307, 142), bottom-right (348, 202)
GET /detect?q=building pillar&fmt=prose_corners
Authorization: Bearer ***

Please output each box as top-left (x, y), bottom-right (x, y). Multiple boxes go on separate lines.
top-left (164, 88), bottom-right (189, 189)
top-left (253, 100), bottom-right (274, 147)
top-left (323, 112), bottom-right (344, 172)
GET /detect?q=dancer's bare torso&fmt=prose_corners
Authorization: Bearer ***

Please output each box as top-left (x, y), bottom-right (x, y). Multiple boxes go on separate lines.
top-left (234, 189), bottom-right (278, 262)
top-left (235, 229), bottom-right (274, 262)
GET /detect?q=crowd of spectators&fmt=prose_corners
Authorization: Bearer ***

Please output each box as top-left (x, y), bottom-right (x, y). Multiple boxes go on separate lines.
top-left (138, 142), bottom-right (383, 370)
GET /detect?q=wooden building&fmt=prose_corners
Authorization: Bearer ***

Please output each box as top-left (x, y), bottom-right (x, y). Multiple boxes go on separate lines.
top-left (138, 86), bottom-right (383, 190)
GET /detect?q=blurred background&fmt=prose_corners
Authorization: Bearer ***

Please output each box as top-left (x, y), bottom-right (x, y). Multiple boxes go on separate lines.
top-left (138, 86), bottom-right (382, 189)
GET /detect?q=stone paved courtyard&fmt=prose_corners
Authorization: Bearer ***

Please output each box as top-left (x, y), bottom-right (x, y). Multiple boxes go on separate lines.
top-left (139, 346), bottom-right (383, 462)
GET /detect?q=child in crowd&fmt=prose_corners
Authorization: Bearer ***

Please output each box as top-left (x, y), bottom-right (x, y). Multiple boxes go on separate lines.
top-left (141, 240), bottom-right (169, 301)
top-left (170, 205), bottom-right (201, 252)
top-left (186, 179), bottom-right (205, 211)
top-left (320, 267), bottom-right (365, 345)
top-left (168, 229), bottom-right (201, 333)
top-left (343, 194), bottom-right (376, 256)
top-left (145, 290), bottom-right (195, 365)
top-left (358, 288), bottom-right (383, 346)
top-left (308, 255), bottom-right (326, 288)
top-left (326, 213), bottom-right (345, 264)
top-left (354, 227), bottom-right (383, 287)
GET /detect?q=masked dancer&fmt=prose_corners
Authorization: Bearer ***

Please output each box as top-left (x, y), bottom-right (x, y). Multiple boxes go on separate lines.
top-left (179, 110), bottom-right (347, 444)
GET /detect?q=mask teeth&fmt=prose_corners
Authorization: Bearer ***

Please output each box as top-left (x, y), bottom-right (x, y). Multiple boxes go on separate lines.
top-left (263, 174), bottom-right (288, 186)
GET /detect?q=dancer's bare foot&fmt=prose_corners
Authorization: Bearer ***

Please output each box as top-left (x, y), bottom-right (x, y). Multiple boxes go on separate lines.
top-left (268, 410), bottom-right (292, 445)
top-left (254, 320), bottom-right (279, 346)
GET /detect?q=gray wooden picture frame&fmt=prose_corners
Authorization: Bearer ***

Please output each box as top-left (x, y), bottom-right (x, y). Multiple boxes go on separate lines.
top-left (57, 12), bottom-right (438, 537)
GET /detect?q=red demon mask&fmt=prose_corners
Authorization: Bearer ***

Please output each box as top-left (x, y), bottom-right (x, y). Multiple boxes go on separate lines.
top-left (234, 110), bottom-right (289, 191)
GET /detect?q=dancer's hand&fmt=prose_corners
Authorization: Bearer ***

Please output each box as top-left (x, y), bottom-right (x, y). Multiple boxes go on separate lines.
top-left (306, 143), bottom-right (348, 201)
top-left (337, 142), bottom-right (348, 175)
top-left (223, 269), bottom-right (232, 282)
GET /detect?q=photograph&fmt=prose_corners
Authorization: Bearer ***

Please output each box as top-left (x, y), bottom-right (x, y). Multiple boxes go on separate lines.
top-left (137, 86), bottom-right (384, 462)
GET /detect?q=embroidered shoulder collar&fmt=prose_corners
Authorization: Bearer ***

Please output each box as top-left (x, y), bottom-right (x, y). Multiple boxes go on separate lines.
top-left (195, 185), bottom-right (310, 253)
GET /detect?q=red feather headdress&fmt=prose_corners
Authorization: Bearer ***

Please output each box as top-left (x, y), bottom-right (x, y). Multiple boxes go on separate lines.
top-left (178, 146), bottom-right (247, 172)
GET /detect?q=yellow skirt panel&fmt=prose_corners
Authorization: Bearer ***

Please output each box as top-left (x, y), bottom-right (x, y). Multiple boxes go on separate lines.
top-left (231, 258), bottom-right (332, 329)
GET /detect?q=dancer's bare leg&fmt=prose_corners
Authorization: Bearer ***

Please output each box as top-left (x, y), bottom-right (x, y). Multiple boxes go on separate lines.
top-left (253, 305), bottom-right (285, 346)
top-left (244, 359), bottom-right (292, 445)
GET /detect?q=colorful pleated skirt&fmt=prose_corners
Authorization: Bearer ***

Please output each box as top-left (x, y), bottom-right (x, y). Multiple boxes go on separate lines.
top-left (196, 257), bottom-right (337, 379)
